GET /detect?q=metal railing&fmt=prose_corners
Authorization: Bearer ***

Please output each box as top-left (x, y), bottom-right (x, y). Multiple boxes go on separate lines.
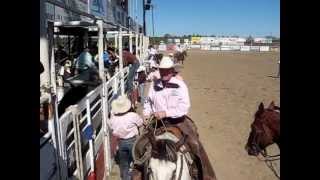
top-left (49, 65), bottom-right (130, 180)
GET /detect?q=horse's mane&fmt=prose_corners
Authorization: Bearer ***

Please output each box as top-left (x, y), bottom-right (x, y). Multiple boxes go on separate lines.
top-left (253, 104), bottom-right (280, 132)
top-left (151, 132), bottom-right (179, 162)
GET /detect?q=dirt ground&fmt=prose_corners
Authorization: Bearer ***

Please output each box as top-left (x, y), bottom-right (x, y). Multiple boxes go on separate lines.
top-left (179, 50), bottom-right (280, 180)
top-left (111, 49), bottom-right (280, 180)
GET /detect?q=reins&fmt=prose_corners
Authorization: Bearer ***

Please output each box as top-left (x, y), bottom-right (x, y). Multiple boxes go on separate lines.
top-left (256, 148), bottom-right (280, 179)
top-left (251, 110), bottom-right (280, 179)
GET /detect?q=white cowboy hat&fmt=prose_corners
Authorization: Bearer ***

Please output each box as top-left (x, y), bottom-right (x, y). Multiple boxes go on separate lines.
top-left (111, 95), bottom-right (131, 114)
top-left (159, 56), bottom-right (174, 69)
top-left (168, 53), bottom-right (174, 57)
top-left (136, 65), bottom-right (146, 72)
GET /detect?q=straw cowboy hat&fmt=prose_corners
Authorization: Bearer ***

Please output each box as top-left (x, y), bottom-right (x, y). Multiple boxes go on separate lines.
top-left (159, 56), bottom-right (174, 69)
top-left (159, 56), bottom-right (183, 72)
top-left (111, 95), bottom-right (131, 114)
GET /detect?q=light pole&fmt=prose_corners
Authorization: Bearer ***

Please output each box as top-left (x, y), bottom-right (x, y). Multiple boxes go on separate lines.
top-left (151, 4), bottom-right (155, 37)
top-left (143, 0), bottom-right (146, 35)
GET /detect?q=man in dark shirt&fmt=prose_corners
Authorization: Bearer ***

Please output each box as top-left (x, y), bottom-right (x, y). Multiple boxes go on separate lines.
top-left (122, 48), bottom-right (140, 92)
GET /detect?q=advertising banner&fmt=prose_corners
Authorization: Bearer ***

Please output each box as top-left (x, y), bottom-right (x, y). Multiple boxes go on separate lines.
top-left (260, 46), bottom-right (270, 52)
top-left (191, 37), bottom-right (201, 44)
top-left (240, 46), bottom-right (250, 51)
top-left (90, 0), bottom-right (107, 21)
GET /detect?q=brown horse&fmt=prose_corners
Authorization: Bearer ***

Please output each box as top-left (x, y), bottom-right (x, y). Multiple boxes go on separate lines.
top-left (174, 51), bottom-right (187, 65)
top-left (245, 101), bottom-right (280, 156)
top-left (132, 117), bottom-right (217, 180)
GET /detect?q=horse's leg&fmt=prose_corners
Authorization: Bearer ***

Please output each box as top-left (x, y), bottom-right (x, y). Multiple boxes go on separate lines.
top-left (128, 91), bottom-right (135, 109)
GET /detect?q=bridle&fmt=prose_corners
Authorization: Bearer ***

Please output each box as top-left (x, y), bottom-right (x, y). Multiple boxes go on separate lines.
top-left (146, 120), bottom-right (189, 180)
top-left (258, 149), bottom-right (280, 179)
top-left (172, 154), bottom-right (184, 180)
top-left (144, 98), bottom-right (192, 180)
top-left (250, 111), bottom-right (280, 179)
top-left (148, 151), bottom-right (185, 180)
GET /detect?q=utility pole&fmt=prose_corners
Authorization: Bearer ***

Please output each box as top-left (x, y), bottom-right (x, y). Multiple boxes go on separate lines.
top-left (152, 5), bottom-right (155, 37)
top-left (143, 0), bottom-right (146, 35)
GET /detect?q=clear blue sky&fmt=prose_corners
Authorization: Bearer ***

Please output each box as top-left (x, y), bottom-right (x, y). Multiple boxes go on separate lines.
top-left (146, 0), bottom-right (280, 37)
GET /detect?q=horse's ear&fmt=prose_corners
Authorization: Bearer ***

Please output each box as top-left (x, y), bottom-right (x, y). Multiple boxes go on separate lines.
top-left (268, 101), bottom-right (275, 110)
top-left (258, 102), bottom-right (264, 112)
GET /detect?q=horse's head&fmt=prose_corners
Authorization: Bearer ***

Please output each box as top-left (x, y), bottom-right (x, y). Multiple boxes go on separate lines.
top-left (245, 102), bottom-right (280, 156)
top-left (148, 132), bottom-right (191, 180)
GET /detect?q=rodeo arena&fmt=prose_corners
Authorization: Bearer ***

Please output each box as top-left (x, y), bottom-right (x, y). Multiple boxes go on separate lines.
top-left (40, 0), bottom-right (280, 180)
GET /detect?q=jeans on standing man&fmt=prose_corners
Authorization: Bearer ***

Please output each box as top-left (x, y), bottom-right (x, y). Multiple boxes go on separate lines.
top-left (118, 137), bottom-right (136, 180)
top-left (126, 61), bottom-right (140, 92)
top-left (138, 83), bottom-right (145, 104)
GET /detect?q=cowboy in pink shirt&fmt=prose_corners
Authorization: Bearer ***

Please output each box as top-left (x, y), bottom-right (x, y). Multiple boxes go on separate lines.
top-left (108, 95), bottom-right (143, 180)
top-left (140, 56), bottom-right (216, 180)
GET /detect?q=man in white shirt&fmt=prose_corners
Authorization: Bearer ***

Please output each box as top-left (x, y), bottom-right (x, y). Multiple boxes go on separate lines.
top-left (175, 44), bottom-right (183, 53)
top-left (142, 57), bottom-right (216, 179)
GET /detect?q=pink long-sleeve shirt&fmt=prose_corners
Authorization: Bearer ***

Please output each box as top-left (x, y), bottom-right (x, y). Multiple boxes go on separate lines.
top-left (108, 112), bottom-right (143, 139)
top-left (143, 77), bottom-right (191, 118)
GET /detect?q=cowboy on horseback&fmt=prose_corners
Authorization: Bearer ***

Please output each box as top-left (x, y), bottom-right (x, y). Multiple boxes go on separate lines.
top-left (173, 44), bottom-right (187, 65)
top-left (132, 56), bottom-right (216, 179)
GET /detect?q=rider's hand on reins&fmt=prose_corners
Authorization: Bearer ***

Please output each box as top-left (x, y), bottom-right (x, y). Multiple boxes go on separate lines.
top-left (154, 111), bottom-right (166, 120)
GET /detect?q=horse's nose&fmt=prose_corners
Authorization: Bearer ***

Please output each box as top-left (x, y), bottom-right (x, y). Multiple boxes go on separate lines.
top-left (245, 144), bottom-right (258, 156)
top-left (248, 145), bottom-right (259, 156)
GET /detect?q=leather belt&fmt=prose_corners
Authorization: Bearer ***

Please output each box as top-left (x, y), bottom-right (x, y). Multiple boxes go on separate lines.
top-left (119, 135), bottom-right (137, 141)
top-left (163, 116), bottom-right (185, 124)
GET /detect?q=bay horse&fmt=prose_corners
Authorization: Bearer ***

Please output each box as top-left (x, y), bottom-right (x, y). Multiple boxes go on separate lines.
top-left (245, 101), bottom-right (280, 178)
top-left (174, 51), bottom-right (187, 65)
top-left (245, 101), bottom-right (280, 156)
